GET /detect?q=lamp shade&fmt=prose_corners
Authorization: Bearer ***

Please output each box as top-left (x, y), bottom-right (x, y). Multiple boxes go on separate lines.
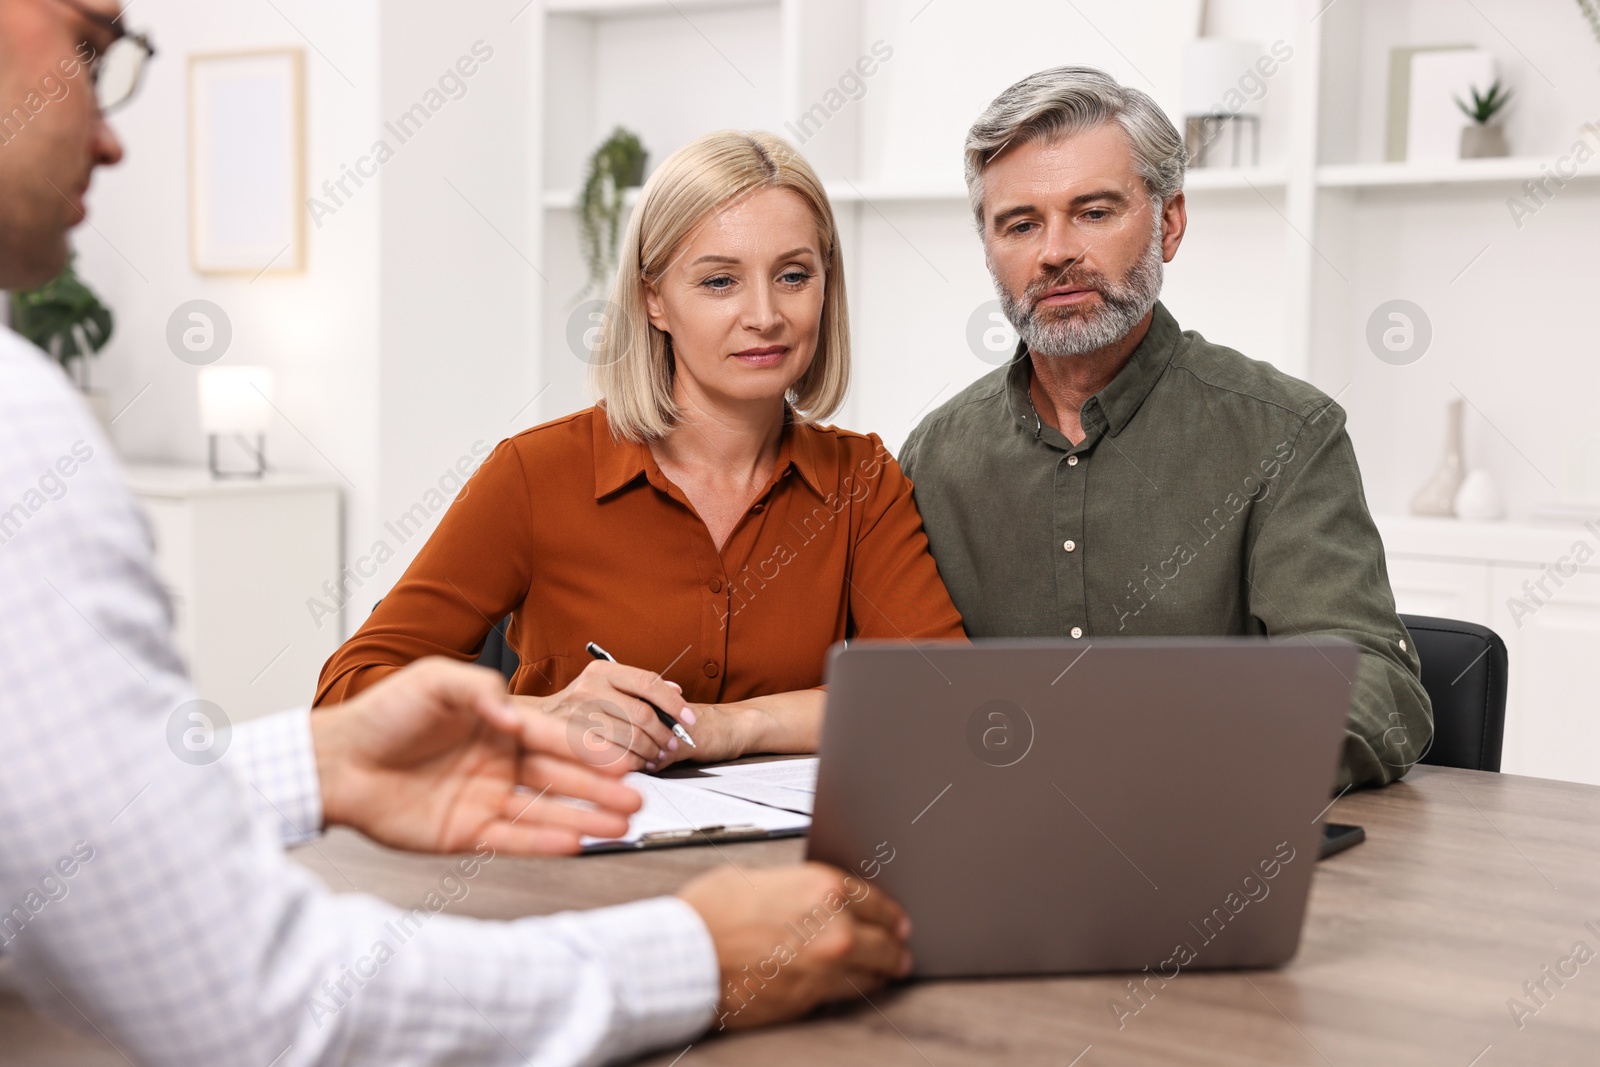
top-left (1182, 38), bottom-right (1266, 117)
top-left (198, 366), bottom-right (273, 434)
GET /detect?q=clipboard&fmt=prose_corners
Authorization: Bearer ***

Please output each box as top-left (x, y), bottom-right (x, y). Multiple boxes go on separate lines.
top-left (579, 773), bottom-right (811, 854)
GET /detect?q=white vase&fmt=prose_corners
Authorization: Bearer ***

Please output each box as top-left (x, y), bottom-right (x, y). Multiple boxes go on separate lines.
top-left (1411, 399), bottom-right (1466, 517)
top-left (1454, 469), bottom-right (1505, 521)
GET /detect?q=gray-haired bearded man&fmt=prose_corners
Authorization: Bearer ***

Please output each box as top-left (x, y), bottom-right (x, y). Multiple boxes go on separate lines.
top-left (901, 66), bottom-right (1431, 790)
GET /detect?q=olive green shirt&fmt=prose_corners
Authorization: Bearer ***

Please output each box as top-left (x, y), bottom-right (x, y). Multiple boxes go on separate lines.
top-left (900, 302), bottom-right (1431, 790)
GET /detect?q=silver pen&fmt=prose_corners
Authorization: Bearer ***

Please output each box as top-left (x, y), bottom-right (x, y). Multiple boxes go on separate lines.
top-left (584, 641), bottom-right (696, 748)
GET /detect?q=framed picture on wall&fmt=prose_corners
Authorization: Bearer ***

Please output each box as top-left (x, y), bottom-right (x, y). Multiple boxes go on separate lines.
top-left (188, 49), bottom-right (306, 276)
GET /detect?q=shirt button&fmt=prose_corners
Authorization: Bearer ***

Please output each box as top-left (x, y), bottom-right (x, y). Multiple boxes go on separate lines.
top-left (1070, 626), bottom-right (1084, 639)
top-left (751, 503), bottom-right (765, 514)
top-left (703, 661), bottom-right (720, 678)
top-left (709, 578), bottom-right (723, 593)
top-left (1399, 638), bottom-right (1407, 652)
top-left (1067, 455), bottom-right (1079, 467)
top-left (1063, 539), bottom-right (1076, 553)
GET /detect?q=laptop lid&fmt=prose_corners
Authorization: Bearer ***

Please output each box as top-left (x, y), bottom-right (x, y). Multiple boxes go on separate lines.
top-left (806, 638), bottom-right (1357, 978)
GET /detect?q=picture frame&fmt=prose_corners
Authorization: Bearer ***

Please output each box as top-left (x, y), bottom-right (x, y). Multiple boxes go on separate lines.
top-left (188, 49), bottom-right (306, 276)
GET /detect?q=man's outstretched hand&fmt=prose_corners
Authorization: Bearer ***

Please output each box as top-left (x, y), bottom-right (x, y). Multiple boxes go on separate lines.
top-left (311, 657), bottom-right (642, 855)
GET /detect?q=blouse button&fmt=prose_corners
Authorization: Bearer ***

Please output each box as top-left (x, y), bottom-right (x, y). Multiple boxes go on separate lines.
top-left (703, 661), bottom-right (721, 678)
top-left (709, 578), bottom-right (723, 593)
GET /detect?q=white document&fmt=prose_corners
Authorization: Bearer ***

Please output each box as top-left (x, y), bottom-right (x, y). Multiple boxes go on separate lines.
top-left (701, 757), bottom-right (819, 793)
top-left (580, 773), bottom-right (810, 849)
top-left (684, 776), bottom-right (815, 815)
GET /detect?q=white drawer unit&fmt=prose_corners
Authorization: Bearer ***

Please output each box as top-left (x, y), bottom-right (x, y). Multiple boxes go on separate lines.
top-left (124, 465), bottom-right (342, 723)
top-left (1377, 515), bottom-right (1600, 785)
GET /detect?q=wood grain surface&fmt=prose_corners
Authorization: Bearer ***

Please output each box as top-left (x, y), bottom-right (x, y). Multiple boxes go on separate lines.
top-left (4, 765), bottom-right (1597, 1066)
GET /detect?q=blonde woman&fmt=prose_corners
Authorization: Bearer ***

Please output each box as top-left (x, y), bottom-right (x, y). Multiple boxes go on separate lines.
top-left (316, 130), bottom-right (964, 768)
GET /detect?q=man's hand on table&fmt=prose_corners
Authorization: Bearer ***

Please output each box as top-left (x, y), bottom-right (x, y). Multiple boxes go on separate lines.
top-left (312, 657), bottom-right (643, 854)
top-left (678, 863), bottom-right (914, 1030)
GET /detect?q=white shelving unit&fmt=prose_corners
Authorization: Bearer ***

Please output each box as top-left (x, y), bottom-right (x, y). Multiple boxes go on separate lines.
top-left (527, 0), bottom-right (1600, 784)
top-left (528, 0), bottom-right (1600, 489)
top-left (530, 0), bottom-right (1600, 452)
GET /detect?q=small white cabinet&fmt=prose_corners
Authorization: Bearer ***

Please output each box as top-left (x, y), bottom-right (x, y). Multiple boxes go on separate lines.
top-left (124, 466), bottom-right (342, 723)
top-left (1377, 515), bottom-right (1600, 786)
top-left (1384, 557), bottom-right (1491, 625)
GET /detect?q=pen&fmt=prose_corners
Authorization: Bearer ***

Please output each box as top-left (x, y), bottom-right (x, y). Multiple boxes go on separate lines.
top-left (585, 642), bottom-right (697, 748)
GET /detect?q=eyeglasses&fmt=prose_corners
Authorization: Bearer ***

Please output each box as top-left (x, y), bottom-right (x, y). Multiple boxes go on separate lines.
top-left (50, 0), bottom-right (157, 114)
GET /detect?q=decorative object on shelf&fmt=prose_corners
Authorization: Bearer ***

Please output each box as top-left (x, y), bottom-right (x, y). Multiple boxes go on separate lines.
top-left (577, 126), bottom-right (648, 298)
top-left (1410, 398), bottom-right (1467, 517)
top-left (1404, 48), bottom-right (1495, 162)
top-left (1386, 45), bottom-right (1471, 162)
top-left (1181, 39), bottom-right (1264, 168)
top-left (8, 253), bottom-right (116, 428)
top-left (198, 365), bottom-right (273, 478)
top-left (1454, 469), bottom-right (1505, 521)
top-left (189, 49), bottom-right (306, 276)
top-left (1455, 80), bottom-right (1513, 159)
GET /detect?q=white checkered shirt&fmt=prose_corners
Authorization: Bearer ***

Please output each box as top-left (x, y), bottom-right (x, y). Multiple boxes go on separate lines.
top-left (0, 326), bottom-right (718, 1065)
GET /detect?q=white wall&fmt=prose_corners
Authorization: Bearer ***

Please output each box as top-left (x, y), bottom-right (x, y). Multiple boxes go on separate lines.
top-left (78, 0), bottom-right (544, 641)
top-left (370, 0), bottom-right (542, 616)
top-left (79, 0), bottom-right (1600, 664)
top-left (79, 0), bottom-right (382, 635)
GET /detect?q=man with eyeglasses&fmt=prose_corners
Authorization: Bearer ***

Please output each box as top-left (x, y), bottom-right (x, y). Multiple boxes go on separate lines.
top-left (0, 2), bottom-right (913, 1064)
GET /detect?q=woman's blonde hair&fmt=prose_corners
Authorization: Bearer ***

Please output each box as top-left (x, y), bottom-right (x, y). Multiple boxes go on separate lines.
top-left (589, 130), bottom-right (850, 442)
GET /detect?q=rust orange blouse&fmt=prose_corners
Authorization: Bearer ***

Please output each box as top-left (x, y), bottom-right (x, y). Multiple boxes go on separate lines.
top-left (314, 406), bottom-right (966, 706)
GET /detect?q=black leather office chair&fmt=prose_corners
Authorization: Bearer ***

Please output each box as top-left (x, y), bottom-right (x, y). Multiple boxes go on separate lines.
top-left (477, 615), bottom-right (520, 684)
top-left (1399, 614), bottom-right (1508, 772)
top-left (370, 597), bottom-right (521, 684)
top-left (476, 611), bottom-right (1509, 771)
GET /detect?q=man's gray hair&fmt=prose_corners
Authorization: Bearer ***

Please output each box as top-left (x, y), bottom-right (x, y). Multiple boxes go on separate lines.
top-left (964, 66), bottom-right (1186, 231)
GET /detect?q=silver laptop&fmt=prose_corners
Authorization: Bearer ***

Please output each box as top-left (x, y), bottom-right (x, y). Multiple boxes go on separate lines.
top-left (806, 638), bottom-right (1357, 978)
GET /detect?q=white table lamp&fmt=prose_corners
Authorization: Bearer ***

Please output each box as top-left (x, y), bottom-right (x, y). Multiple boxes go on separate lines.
top-left (1182, 38), bottom-right (1265, 168)
top-left (198, 365), bottom-right (273, 477)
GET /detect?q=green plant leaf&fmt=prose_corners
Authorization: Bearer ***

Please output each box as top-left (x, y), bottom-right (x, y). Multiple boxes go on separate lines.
top-left (8, 253), bottom-right (116, 371)
top-left (575, 127), bottom-right (648, 300)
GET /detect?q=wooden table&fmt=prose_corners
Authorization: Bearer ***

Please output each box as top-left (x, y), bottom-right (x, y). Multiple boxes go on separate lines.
top-left (5, 765), bottom-right (1599, 1065)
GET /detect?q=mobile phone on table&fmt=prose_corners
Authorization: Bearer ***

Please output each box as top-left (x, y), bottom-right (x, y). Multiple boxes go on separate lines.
top-left (1319, 822), bottom-right (1365, 859)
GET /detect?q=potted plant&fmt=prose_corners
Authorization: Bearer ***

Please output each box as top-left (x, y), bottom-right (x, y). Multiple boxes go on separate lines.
top-left (1580, 0), bottom-right (1600, 49)
top-left (8, 254), bottom-right (117, 426)
top-left (1455, 80), bottom-right (1513, 159)
top-left (577, 126), bottom-right (647, 299)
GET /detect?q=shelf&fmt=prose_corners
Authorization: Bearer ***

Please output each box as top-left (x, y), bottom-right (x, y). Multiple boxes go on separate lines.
top-left (1183, 167), bottom-right (1287, 193)
top-left (543, 187), bottom-right (641, 209)
top-left (544, 169), bottom-right (1288, 211)
top-left (544, 0), bottom-right (775, 16)
top-left (1316, 157), bottom-right (1597, 190)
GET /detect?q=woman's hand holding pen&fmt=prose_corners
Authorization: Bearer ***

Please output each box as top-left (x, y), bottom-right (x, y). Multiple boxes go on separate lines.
top-left (515, 659), bottom-right (698, 771)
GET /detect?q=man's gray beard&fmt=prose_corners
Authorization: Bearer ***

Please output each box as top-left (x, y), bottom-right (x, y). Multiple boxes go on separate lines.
top-left (996, 223), bottom-right (1165, 359)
